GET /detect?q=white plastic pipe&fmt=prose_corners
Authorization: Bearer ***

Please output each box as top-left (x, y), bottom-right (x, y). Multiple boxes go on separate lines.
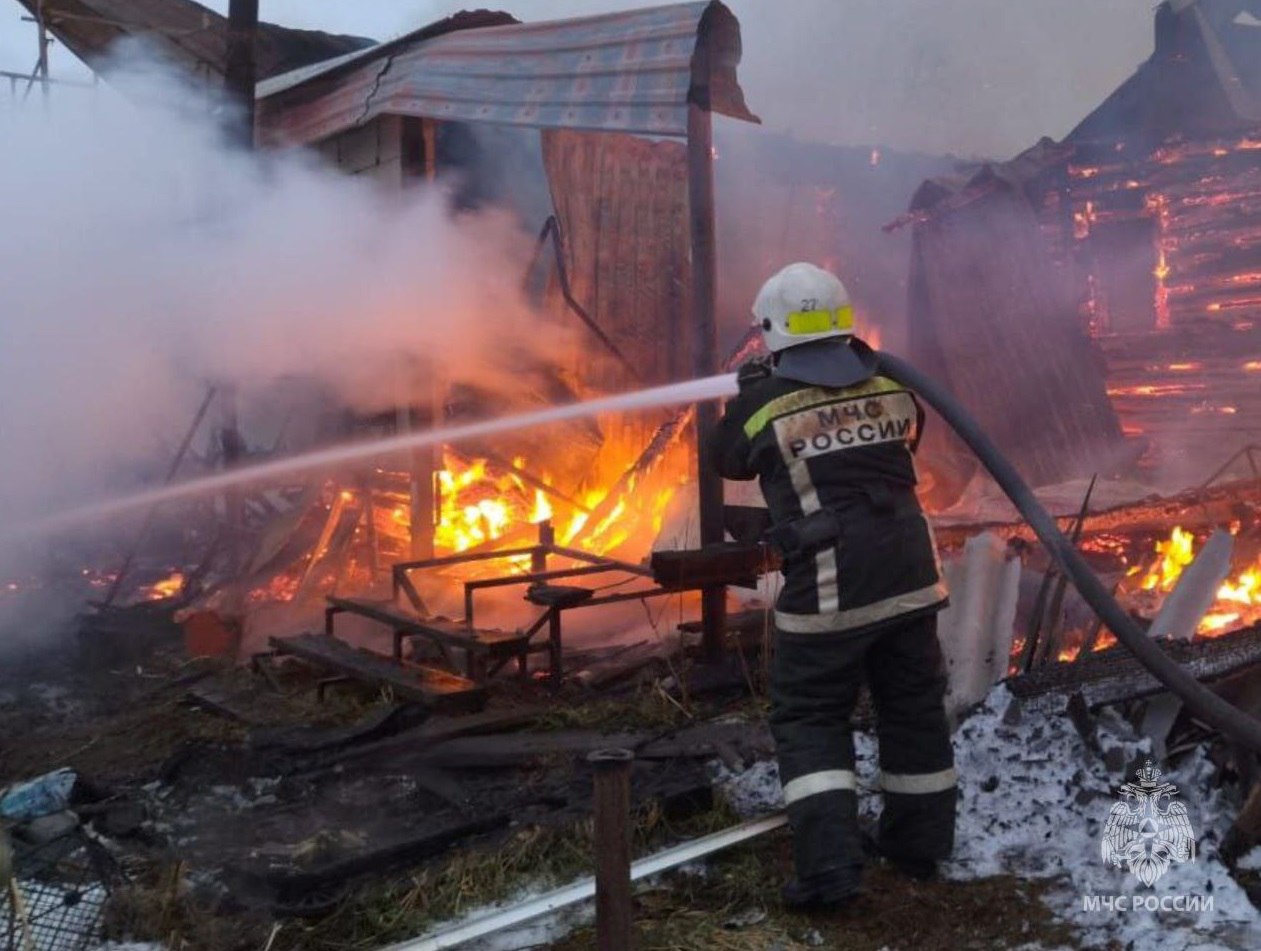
top-left (379, 813), bottom-right (787, 951)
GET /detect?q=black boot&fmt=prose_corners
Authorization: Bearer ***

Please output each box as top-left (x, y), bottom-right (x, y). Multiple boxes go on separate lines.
top-left (781, 867), bottom-right (862, 910)
top-left (860, 830), bottom-right (937, 881)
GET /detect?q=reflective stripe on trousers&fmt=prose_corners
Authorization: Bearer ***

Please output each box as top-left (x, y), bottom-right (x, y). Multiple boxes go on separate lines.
top-left (880, 767), bottom-right (957, 795)
top-left (783, 769), bottom-right (857, 805)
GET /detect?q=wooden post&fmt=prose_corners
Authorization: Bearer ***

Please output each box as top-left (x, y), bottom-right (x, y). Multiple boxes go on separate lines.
top-left (688, 45), bottom-right (726, 662)
top-left (589, 748), bottom-right (634, 951)
top-left (224, 0), bottom-right (258, 149)
top-left (533, 520), bottom-right (554, 574)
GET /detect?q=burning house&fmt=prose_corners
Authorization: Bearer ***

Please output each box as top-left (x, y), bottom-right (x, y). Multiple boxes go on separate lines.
top-left (6, 0), bottom-right (770, 711)
top-left (241, 2), bottom-right (762, 685)
top-left (906, 0), bottom-right (1261, 663)
top-left (906, 0), bottom-right (1261, 486)
top-left (12, 4), bottom-right (1261, 949)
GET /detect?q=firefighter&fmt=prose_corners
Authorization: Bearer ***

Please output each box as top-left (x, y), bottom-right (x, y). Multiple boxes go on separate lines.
top-left (709, 262), bottom-right (956, 908)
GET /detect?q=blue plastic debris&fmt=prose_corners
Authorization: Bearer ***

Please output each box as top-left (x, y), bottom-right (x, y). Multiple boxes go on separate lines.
top-left (0, 767), bottom-right (77, 821)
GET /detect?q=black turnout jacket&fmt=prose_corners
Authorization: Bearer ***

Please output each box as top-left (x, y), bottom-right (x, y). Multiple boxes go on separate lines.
top-left (710, 368), bottom-right (947, 634)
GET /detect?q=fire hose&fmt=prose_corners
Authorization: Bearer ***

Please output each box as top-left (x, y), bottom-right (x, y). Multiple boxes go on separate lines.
top-left (876, 351), bottom-right (1261, 756)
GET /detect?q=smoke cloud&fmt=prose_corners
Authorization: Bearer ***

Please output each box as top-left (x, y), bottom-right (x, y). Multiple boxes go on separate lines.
top-left (0, 46), bottom-right (553, 535)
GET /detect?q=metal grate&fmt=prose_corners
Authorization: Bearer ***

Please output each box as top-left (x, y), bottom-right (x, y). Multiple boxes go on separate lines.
top-left (2, 829), bottom-right (118, 951)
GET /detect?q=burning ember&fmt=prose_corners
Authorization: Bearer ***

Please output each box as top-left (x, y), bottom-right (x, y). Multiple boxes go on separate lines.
top-left (140, 570), bottom-right (184, 602)
top-left (1127, 526), bottom-right (1261, 635)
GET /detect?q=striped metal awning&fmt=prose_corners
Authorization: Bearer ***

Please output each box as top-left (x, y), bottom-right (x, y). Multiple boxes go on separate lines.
top-left (255, 1), bottom-right (759, 148)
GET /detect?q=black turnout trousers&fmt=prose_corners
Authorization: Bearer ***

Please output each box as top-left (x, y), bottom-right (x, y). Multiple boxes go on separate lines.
top-left (769, 611), bottom-right (957, 883)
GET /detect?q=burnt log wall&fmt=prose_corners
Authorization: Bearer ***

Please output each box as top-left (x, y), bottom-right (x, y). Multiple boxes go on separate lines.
top-left (1051, 134), bottom-right (1261, 483)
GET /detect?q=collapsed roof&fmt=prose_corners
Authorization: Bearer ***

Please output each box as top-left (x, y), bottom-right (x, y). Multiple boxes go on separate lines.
top-left (14, 0), bottom-right (374, 81)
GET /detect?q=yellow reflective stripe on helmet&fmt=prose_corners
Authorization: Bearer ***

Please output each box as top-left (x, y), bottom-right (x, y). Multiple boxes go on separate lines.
top-left (785, 305), bottom-right (855, 336)
top-left (742, 377), bottom-right (904, 440)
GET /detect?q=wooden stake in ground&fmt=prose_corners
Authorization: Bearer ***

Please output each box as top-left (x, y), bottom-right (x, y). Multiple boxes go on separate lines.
top-left (1, 828), bottom-right (33, 951)
top-left (590, 748), bottom-right (635, 951)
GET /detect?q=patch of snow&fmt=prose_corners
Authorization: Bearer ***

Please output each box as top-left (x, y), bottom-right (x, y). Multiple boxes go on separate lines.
top-left (950, 686), bottom-right (1260, 949)
top-left (713, 758), bottom-right (782, 815)
top-left (712, 685), bottom-right (1261, 948)
top-left (1238, 847), bottom-right (1261, 872)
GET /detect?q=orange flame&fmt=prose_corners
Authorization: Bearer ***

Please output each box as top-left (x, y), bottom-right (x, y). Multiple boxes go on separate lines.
top-left (1134, 527), bottom-right (1261, 636)
top-left (142, 571), bottom-right (185, 601)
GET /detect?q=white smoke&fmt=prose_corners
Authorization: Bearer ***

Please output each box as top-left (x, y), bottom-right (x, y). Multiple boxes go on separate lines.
top-left (0, 45), bottom-right (551, 532)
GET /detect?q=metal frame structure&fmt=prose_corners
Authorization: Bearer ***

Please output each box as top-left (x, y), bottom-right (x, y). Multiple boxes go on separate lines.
top-left (387, 520), bottom-right (689, 689)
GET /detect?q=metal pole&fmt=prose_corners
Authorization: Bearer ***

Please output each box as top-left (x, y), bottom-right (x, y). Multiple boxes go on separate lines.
top-left (688, 41), bottom-right (726, 662)
top-left (588, 748), bottom-right (634, 951)
top-left (224, 0), bottom-right (258, 149)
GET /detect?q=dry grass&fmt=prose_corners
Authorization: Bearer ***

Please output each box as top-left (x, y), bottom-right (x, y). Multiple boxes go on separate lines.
top-left (0, 654), bottom-right (394, 785)
top-left (552, 831), bottom-right (1085, 951)
top-left (269, 797), bottom-right (744, 951)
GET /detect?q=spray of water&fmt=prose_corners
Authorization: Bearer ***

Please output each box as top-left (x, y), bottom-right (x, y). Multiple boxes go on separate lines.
top-left (17, 374), bottom-right (740, 540)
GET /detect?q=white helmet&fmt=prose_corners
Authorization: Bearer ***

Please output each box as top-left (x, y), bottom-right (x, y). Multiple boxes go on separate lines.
top-left (753, 262), bottom-right (854, 354)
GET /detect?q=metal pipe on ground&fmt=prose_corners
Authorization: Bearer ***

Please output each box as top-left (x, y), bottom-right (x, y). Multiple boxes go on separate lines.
top-left (589, 748), bottom-right (634, 951)
top-left (378, 814), bottom-right (787, 951)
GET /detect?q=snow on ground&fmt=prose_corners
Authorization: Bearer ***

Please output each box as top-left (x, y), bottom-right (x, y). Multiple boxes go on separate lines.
top-left (1239, 848), bottom-right (1261, 872)
top-left (715, 684), bottom-right (1261, 950)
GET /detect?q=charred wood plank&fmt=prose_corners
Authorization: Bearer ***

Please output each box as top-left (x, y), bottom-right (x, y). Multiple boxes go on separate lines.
top-left (247, 703), bottom-right (428, 753)
top-left (227, 812), bottom-right (511, 913)
top-left (311, 707), bottom-right (547, 773)
top-left (269, 633), bottom-right (485, 713)
top-left (182, 681), bottom-right (259, 725)
top-left (385, 721), bottom-right (771, 771)
top-left (1009, 622), bottom-right (1261, 710)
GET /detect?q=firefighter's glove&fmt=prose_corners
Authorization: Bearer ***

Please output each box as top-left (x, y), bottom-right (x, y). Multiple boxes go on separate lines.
top-left (736, 357), bottom-right (773, 391)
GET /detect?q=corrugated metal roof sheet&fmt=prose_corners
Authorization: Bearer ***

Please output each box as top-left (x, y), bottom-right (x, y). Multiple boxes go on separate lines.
top-left (253, 10), bottom-right (519, 100)
top-left (255, 1), bottom-right (758, 148)
top-left (17, 0), bottom-right (372, 82)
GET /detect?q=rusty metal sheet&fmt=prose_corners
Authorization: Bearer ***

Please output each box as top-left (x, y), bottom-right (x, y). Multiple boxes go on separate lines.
top-left (543, 128), bottom-right (691, 392)
top-left (256, 1), bottom-right (758, 147)
top-left (17, 0), bottom-right (372, 81)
